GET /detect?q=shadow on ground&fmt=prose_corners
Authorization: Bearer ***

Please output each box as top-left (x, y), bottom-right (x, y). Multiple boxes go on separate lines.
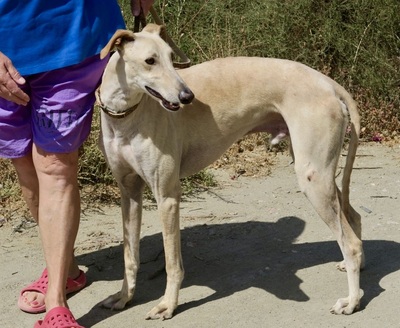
top-left (76, 216), bottom-right (400, 327)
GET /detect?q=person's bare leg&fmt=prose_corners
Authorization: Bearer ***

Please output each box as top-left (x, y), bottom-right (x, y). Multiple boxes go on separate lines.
top-left (32, 144), bottom-right (81, 310)
top-left (13, 154), bottom-right (45, 310)
top-left (13, 146), bottom-right (81, 311)
top-left (12, 154), bottom-right (39, 222)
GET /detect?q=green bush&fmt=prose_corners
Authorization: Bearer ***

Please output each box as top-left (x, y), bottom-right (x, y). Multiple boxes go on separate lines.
top-left (138, 0), bottom-right (399, 137)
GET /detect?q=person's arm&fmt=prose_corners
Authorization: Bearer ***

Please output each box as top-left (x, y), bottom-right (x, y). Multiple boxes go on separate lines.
top-left (130, 0), bottom-right (154, 16)
top-left (0, 51), bottom-right (30, 106)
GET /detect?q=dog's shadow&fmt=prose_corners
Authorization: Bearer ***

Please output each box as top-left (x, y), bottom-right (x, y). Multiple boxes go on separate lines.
top-left (76, 216), bottom-right (400, 327)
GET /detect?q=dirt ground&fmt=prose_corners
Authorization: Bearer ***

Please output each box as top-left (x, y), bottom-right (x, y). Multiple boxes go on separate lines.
top-left (1, 143), bottom-right (399, 328)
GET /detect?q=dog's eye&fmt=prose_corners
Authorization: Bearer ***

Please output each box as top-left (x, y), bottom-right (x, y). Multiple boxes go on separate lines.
top-left (145, 58), bottom-right (155, 65)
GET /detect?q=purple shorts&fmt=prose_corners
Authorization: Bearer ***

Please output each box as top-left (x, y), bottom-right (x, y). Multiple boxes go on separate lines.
top-left (0, 54), bottom-right (108, 159)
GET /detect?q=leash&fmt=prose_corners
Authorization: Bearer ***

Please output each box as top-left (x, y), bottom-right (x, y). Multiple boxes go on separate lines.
top-left (133, 8), bottom-right (147, 33)
top-left (134, 6), bottom-right (191, 69)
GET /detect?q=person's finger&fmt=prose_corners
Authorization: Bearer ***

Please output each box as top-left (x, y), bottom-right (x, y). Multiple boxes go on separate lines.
top-left (0, 71), bottom-right (30, 105)
top-left (0, 52), bottom-right (26, 85)
top-left (0, 82), bottom-right (29, 106)
top-left (5, 63), bottom-right (26, 85)
top-left (9, 84), bottom-right (30, 105)
top-left (0, 52), bottom-right (29, 105)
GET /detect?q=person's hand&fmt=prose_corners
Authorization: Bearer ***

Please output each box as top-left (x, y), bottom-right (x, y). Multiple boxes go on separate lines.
top-left (130, 0), bottom-right (154, 16)
top-left (0, 52), bottom-right (30, 106)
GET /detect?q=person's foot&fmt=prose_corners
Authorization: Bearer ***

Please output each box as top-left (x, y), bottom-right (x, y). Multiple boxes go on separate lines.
top-left (34, 306), bottom-right (85, 328)
top-left (18, 268), bottom-right (86, 314)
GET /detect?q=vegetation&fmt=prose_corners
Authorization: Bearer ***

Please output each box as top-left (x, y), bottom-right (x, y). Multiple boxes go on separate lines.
top-left (1, 0), bottom-right (399, 220)
top-left (144, 0), bottom-right (400, 140)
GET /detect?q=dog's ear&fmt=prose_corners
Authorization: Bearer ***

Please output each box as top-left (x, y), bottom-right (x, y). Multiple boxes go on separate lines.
top-left (142, 23), bottom-right (167, 41)
top-left (100, 29), bottom-right (136, 59)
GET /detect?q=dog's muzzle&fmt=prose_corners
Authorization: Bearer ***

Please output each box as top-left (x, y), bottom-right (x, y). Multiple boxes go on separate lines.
top-left (146, 86), bottom-right (194, 111)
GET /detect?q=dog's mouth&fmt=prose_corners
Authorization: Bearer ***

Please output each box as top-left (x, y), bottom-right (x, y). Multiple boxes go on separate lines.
top-left (145, 86), bottom-right (180, 111)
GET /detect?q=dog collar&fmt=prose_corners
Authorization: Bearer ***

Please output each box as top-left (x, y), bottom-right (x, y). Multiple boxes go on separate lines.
top-left (96, 89), bottom-right (139, 119)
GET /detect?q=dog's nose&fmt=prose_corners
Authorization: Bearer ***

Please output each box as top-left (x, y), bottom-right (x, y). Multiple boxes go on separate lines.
top-left (179, 88), bottom-right (194, 104)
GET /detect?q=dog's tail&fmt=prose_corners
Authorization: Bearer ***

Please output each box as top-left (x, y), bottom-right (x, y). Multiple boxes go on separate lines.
top-left (336, 84), bottom-right (361, 215)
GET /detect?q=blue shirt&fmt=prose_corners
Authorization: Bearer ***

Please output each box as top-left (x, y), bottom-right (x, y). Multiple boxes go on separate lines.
top-left (0, 0), bottom-right (126, 76)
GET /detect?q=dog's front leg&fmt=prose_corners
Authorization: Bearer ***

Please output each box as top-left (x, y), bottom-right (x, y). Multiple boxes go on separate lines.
top-left (102, 178), bottom-right (145, 310)
top-left (146, 195), bottom-right (184, 320)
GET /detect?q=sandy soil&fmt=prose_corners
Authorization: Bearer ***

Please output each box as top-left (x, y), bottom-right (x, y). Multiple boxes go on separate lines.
top-left (1, 143), bottom-right (399, 328)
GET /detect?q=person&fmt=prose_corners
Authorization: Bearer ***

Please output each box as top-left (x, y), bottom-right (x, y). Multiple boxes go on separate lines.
top-left (0, 1), bottom-right (153, 327)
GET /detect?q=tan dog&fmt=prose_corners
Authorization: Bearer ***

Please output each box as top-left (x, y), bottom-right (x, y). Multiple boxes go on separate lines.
top-left (98, 24), bottom-right (363, 319)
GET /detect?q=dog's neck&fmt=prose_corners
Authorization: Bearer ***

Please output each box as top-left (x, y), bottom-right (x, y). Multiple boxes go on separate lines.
top-left (99, 54), bottom-right (143, 117)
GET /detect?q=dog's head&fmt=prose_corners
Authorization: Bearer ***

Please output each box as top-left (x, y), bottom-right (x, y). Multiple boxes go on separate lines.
top-left (100, 24), bottom-right (194, 111)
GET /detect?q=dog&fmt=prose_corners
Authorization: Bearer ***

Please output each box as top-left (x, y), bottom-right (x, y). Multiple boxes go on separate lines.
top-left (97, 24), bottom-right (364, 319)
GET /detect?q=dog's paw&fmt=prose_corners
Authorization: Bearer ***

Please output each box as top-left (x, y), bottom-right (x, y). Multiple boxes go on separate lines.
top-left (330, 291), bottom-right (363, 315)
top-left (101, 291), bottom-right (130, 311)
top-left (145, 301), bottom-right (175, 320)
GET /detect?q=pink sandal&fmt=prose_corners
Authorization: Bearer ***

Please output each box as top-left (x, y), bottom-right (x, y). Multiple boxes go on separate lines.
top-left (18, 268), bottom-right (87, 314)
top-left (34, 307), bottom-right (85, 328)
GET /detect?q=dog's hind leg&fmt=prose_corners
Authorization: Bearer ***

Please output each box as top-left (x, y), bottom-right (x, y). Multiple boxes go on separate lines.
top-left (102, 174), bottom-right (146, 310)
top-left (335, 188), bottom-right (364, 272)
top-left (289, 107), bottom-right (362, 314)
top-left (294, 154), bottom-right (363, 314)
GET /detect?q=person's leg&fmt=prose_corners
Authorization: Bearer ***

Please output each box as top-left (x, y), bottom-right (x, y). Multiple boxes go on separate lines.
top-left (25, 54), bottom-right (108, 321)
top-left (12, 153), bottom-right (81, 311)
top-left (9, 54), bottom-right (108, 316)
top-left (32, 144), bottom-right (81, 310)
top-left (1, 54), bottom-right (107, 325)
top-left (12, 154), bottom-right (39, 221)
